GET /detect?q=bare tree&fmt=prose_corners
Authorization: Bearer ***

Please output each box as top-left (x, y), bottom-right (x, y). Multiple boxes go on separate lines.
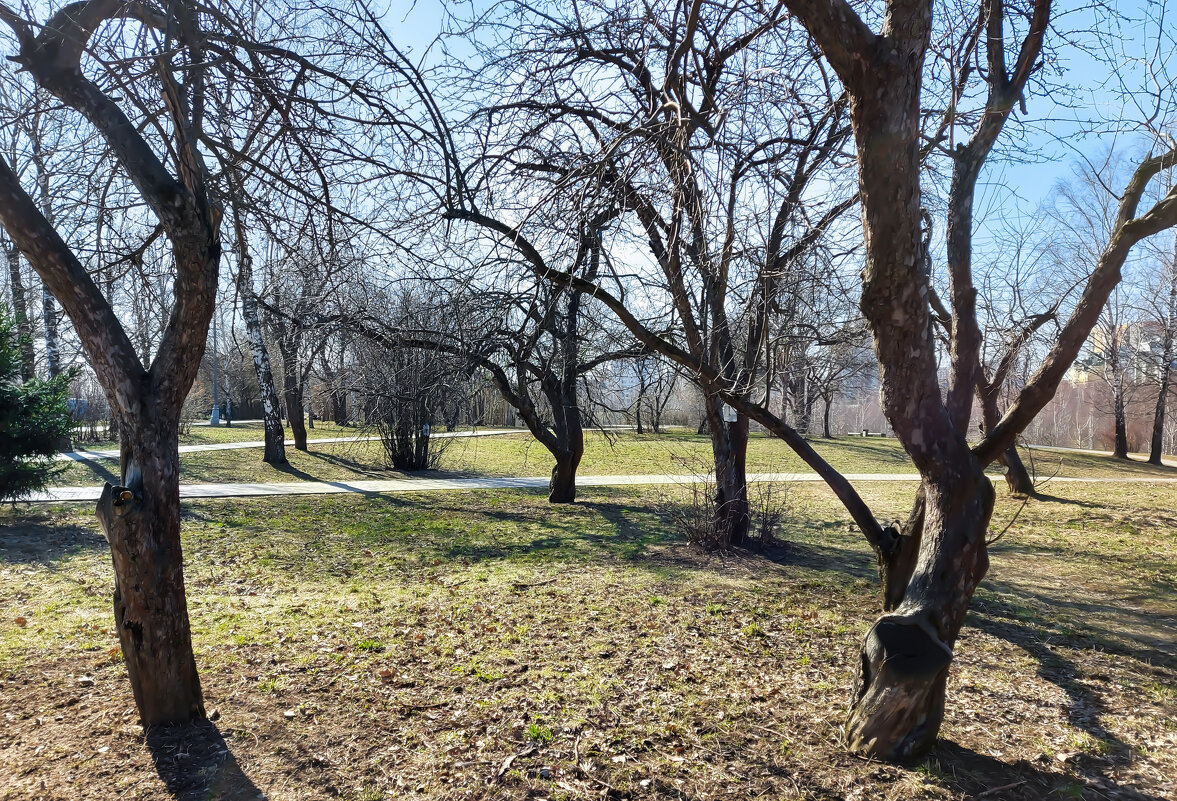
top-left (1, 231), bottom-right (33, 380)
top-left (1145, 239), bottom-right (1177, 464)
top-left (0, 1), bottom-right (222, 724)
top-left (630, 356), bottom-right (680, 435)
top-left (441, 0), bottom-right (857, 545)
top-left (0, 0), bottom-right (404, 726)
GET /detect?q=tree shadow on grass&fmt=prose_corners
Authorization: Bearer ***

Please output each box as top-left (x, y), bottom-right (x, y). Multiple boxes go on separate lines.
top-left (305, 449), bottom-right (395, 477)
top-left (272, 462), bottom-right (324, 482)
top-left (146, 720), bottom-right (263, 801)
top-left (581, 500), bottom-right (675, 557)
top-left (57, 452), bottom-right (120, 485)
top-left (978, 579), bottom-right (1177, 672)
top-left (757, 536), bottom-right (877, 583)
top-left (360, 496), bottom-right (676, 565)
top-left (1024, 491), bottom-right (1105, 509)
top-left (924, 740), bottom-right (1169, 801)
top-left (968, 593), bottom-right (1136, 758)
top-left (0, 520), bottom-right (105, 565)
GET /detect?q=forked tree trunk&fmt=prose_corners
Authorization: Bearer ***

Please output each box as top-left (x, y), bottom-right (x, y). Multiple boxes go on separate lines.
top-left (828, 7), bottom-right (980, 759)
top-left (848, 467), bottom-right (995, 760)
top-left (0, 1), bottom-right (227, 732)
top-left (97, 416), bottom-right (204, 727)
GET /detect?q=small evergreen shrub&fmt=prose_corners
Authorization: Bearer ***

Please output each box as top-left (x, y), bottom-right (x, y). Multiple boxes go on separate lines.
top-left (0, 305), bottom-right (74, 502)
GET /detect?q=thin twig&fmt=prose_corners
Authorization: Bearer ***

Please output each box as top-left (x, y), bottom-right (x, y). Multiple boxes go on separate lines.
top-left (978, 780), bottom-right (1026, 797)
top-left (495, 745), bottom-right (537, 780)
top-left (987, 494), bottom-right (1030, 546)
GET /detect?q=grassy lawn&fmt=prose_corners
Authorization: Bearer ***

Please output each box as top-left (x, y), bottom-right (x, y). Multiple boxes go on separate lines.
top-left (49, 428), bottom-right (1177, 488)
top-left (1, 479), bottom-right (1174, 800)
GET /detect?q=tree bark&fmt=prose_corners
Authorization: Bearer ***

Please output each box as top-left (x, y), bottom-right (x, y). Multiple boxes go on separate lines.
top-left (998, 444), bottom-right (1035, 496)
top-left (781, 0), bottom-right (994, 761)
top-left (332, 389), bottom-right (348, 426)
top-left (1149, 373), bottom-right (1172, 465)
top-left (549, 449), bottom-right (580, 503)
top-left (41, 280), bottom-right (59, 377)
top-left (31, 115), bottom-right (61, 379)
top-left (543, 371), bottom-right (584, 503)
top-left (979, 382), bottom-right (1035, 495)
top-left (97, 415), bottom-right (204, 726)
top-left (877, 490), bottom-right (925, 612)
top-left (822, 396), bottom-right (833, 438)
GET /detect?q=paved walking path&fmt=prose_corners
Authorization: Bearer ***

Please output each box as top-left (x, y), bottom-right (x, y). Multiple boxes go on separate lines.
top-left (24, 470), bottom-right (1177, 504)
top-left (54, 428), bottom-right (527, 463)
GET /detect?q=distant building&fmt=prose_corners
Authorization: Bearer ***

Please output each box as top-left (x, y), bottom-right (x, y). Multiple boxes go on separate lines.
top-left (1066, 321), bottom-right (1174, 385)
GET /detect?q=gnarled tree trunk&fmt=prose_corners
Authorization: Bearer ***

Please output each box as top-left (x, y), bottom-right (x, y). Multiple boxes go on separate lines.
top-left (848, 466), bottom-right (994, 760)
